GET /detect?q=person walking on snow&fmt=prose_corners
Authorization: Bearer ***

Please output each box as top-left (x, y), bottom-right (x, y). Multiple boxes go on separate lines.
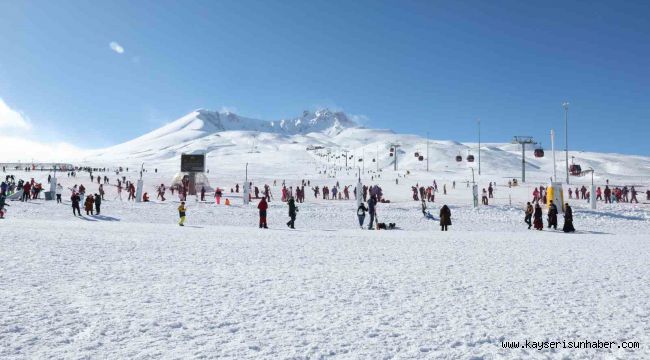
top-left (367, 195), bottom-right (377, 230)
top-left (524, 202), bottom-right (533, 229)
top-left (178, 201), bottom-right (186, 226)
top-left (84, 194), bottom-right (95, 215)
top-left (71, 192), bottom-right (81, 216)
top-left (215, 187), bottom-right (222, 204)
top-left (547, 200), bottom-right (558, 230)
top-left (563, 203), bottom-right (575, 232)
top-left (357, 202), bottom-right (368, 229)
top-left (533, 203), bottom-right (543, 230)
top-left (258, 197), bottom-right (268, 228)
top-left (94, 193), bottom-right (101, 215)
top-left (286, 196), bottom-right (297, 229)
top-left (56, 183), bottom-right (63, 203)
top-left (439, 204), bottom-right (451, 231)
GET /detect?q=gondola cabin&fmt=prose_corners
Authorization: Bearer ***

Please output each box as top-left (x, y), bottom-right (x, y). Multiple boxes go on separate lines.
top-left (414, 152), bottom-right (419, 157)
top-left (372, 158), bottom-right (376, 162)
top-left (570, 164), bottom-right (582, 176)
top-left (467, 155), bottom-right (475, 162)
top-left (455, 155), bottom-right (462, 162)
top-left (418, 156), bottom-right (424, 161)
top-left (534, 148), bottom-right (544, 158)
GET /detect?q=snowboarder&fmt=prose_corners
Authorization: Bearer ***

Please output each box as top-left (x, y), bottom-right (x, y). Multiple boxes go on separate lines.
top-left (547, 200), bottom-right (558, 230)
top-left (563, 203), bottom-right (575, 232)
top-left (357, 202), bottom-right (368, 229)
top-left (258, 197), bottom-right (268, 229)
top-left (178, 201), bottom-right (186, 226)
top-left (439, 205), bottom-right (451, 231)
top-left (533, 203), bottom-right (543, 230)
top-left (286, 196), bottom-right (297, 229)
top-left (524, 202), bottom-right (533, 229)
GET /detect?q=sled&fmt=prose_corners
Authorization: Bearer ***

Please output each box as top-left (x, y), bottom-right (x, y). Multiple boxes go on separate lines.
top-left (7, 190), bottom-right (23, 201)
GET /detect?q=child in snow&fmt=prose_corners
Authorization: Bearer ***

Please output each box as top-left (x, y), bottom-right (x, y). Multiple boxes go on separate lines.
top-left (178, 202), bottom-right (186, 226)
top-left (357, 202), bottom-right (368, 228)
top-left (258, 197), bottom-right (268, 229)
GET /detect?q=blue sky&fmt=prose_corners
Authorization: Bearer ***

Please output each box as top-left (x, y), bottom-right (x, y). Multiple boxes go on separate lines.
top-left (0, 0), bottom-right (649, 154)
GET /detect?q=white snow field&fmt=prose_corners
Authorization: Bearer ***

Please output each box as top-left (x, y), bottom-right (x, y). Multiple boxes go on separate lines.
top-left (2, 108), bottom-right (650, 358)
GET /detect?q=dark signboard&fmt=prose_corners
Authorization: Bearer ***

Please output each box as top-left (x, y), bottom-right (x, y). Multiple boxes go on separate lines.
top-left (181, 154), bottom-right (205, 172)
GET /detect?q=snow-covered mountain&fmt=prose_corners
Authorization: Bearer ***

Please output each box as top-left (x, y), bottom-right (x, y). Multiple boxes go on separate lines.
top-left (46, 107), bottom-right (650, 183)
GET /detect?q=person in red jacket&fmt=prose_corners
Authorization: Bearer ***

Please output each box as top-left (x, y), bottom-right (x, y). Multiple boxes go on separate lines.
top-left (257, 197), bottom-right (268, 229)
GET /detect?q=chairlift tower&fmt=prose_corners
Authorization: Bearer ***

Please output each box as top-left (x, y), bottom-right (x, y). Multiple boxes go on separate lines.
top-left (342, 149), bottom-right (350, 169)
top-left (390, 143), bottom-right (401, 171)
top-left (512, 136), bottom-right (536, 183)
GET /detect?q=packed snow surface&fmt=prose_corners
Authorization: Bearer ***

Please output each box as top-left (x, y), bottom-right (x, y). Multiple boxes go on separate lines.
top-left (2, 167), bottom-right (650, 359)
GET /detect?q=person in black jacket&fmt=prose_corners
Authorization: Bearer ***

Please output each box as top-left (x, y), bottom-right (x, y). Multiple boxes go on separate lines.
top-left (71, 193), bottom-right (81, 216)
top-left (367, 195), bottom-right (377, 230)
top-left (439, 205), bottom-right (451, 231)
top-left (563, 203), bottom-right (575, 232)
top-left (547, 200), bottom-right (558, 230)
top-left (533, 203), bottom-right (543, 230)
top-left (286, 196), bottom-right (297, 229)
top-left (357, 202), bottom-right (368, 229)
top-left (94, 193), bottom-right (101, 215)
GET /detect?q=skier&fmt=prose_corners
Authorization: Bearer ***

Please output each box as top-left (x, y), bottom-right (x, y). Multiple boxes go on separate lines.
top-left (71, 192), bottom-right (81, 216)
top-left (257, 197), bottom-right (268, 229)
top-left (200, 186), bottom-right (205, 201)
top-left (524, 202), bottom-right (533, 229)
top-left (563, 203), bottom-right (575, 233)
top-left (178, 201), bottom-right (186, 226)
top-left (94, 193), bottom-right (101, 215)
top-left (439, 204), bottom-right (451, 231)
top-left (286, 196), bottom-right (297, 229)
top-left (357, 201), bottom-right (368, 229)
top-left (547, 200), bottom-right (558, 230)
top-left (533, 203), bottom-right (543, 230)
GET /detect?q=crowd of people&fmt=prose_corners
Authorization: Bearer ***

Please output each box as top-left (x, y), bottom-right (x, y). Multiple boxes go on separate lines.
top-left (4, 166), bottom-right (650, 236)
